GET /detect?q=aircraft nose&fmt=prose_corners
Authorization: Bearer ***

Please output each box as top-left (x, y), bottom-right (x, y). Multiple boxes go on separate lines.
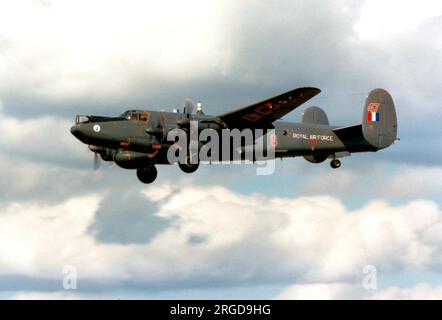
top-left (70, 125), bottom-right (84, 140)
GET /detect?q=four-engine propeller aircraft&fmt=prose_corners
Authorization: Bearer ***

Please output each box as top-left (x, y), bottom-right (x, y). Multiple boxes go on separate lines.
top-left (70, 87), bottom-right (398, 184)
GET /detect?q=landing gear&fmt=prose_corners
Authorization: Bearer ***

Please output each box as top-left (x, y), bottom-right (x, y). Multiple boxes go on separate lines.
top-left (330, 159), bottom-right (341, 169)
top-left (179, 155), bottom-right (199, 174)
top-left (136, 166), bottom-right (157, 184)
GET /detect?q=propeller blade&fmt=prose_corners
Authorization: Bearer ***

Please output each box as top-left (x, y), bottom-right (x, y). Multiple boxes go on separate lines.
top-left (93, 152), bottom-right (101, 171)
top-left (184, 98), bottom-right (195, 115)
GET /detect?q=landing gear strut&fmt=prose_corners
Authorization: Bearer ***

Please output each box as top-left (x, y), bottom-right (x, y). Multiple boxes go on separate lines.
top-left (330, 159), bottom-right (341, 169)
top-left (137, 166), bottom-right (157, 184)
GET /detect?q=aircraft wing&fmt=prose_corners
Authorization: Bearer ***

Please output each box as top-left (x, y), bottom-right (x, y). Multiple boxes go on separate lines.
top-left (218, 87), bottom-right (321, 129)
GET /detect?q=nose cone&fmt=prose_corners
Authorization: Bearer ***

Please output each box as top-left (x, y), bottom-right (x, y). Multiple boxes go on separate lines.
top-left (70, 123), bottom-right (105, 146)
top-left (70, 125), bottom-right (83, 140)
top-left (70, 124), bottom-right (91, 144)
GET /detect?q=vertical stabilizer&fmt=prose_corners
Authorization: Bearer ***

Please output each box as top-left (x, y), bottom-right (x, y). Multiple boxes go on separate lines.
top-left (362, 88), bottom-right (397, 150)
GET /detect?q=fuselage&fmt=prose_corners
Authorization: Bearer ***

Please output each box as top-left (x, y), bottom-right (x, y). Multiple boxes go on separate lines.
top-left (70, 109), bottom-right (375, 165)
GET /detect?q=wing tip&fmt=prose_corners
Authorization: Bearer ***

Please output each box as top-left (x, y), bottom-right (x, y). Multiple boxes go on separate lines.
top-left (285, 87), bottom-right (321, 98)
top-left (299, 87), bottom-right (321, 94)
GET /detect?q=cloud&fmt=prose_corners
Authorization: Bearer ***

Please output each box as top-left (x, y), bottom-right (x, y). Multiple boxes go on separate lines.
top-left (1, 0), bottom-right (441, 166)
top-left (372, 283), bottom-right (442, 300)
top-left (0, 0), bottom-right (440, 125)
top-left (1, 182), bottom-right (442, 294)
top-left (0, 0), bottom-right (234, 109)
top-left (276, 282), bottom-right (442, 300)
top-left (300, 162), bottom-right (442, 198)
top-left (13, 291), bottom-right (96, 300)
top-left (12, 282), bottom-right (442, 300)
top-left (354, 0), bottom-right (442, 40)
top-left (0, 109), bottom-right (86, 168)
top-left (275, 283), bottom-right (365, 300)
top-left (1, 0), bottom-right (442, 299)
top-left (88, 191), bottom-right (172, 245)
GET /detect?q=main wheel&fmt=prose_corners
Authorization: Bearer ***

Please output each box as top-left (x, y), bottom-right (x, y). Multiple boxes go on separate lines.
top-left (179, 155), bottom-right (199, 174)
top-left (330, 159), bottom-right (341, 169)
top-left (136, 166), bottom-right (158, 184)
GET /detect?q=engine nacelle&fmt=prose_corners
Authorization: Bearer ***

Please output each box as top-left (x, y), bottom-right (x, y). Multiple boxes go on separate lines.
top-left (304, 154), bottom-right (328, 164)
top-left (114, 151), bottom-right (156, 169)
top-left (89, 145), bottom-right (115, 161)
top-left (100, 149), bottom-right (115, 161)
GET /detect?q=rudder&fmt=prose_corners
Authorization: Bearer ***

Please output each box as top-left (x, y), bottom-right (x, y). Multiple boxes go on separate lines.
top-left (362, 88), bottom-right (397, 150)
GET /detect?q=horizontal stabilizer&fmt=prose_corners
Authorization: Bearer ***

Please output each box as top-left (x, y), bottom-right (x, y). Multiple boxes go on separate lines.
top-left (333, 124), bottom-right (376, 152)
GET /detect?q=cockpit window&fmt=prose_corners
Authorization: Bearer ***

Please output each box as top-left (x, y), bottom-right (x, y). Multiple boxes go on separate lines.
top-left (120, 111), bottom-right (131, 120)
top-left (121, 110), bottom-right (150, 122)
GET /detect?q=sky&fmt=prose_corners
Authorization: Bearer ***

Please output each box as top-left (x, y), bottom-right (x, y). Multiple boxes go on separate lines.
top-left (0, 0), bottom-right (442, 300)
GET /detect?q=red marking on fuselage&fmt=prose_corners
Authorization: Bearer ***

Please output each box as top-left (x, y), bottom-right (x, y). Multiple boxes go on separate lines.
top-left (146, 150), bottom-right (158, 159)
top-left (271, 134), bottom-right (279, 147)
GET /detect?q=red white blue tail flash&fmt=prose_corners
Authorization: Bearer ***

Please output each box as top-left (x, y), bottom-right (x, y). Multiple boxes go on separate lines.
top-left (367, 103), bottom-right (380, 122)
top-left (368, 111), bottom-right (380, 122)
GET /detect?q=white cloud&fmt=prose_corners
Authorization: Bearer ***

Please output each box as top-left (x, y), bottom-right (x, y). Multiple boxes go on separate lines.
top-left (13, 291), bottom-right (98, 300)
top-left (0, 108), bottom-right (87, 166)
top-left (12, 282), bottom-right (442, 300)
top-left (0, 195), bottom-right (103, 277)
top-left (1, 0), bottom-right (440, 111)
top-left (1, 0), bottom-right (442, 299)
top-left (1, 182), bottom-right (442, 290)
top-left (276, 282), bottom-right (442, 300)
top-left (275, 283), bottom-right (364, 300)
top-left (301, 163), bottom-right (442, 198)
top-left (0, 0), bottom-right (234, 101)
top-left (372, 283), bottom-right (442, 300)
top-left (355, 0), bottom-right (442, 40)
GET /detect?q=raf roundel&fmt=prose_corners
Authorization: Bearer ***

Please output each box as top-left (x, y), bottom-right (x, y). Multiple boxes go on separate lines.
top-left (93, 124), bottom-right (101, 133)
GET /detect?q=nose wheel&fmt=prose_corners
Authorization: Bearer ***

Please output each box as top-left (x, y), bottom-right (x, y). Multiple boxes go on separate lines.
top-left (137, 166), bottom-right (157, 184)
top-left (330, 159), bottom-right (341, 169)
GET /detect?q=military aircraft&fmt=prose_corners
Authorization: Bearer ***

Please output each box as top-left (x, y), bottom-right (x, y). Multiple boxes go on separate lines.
top-left (70, 87), bottom-right (398, 183)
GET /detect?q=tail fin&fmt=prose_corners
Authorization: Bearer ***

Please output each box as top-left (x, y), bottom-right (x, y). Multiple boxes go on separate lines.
top-left (302, 106), bottom-right (329, 125)
top-left (362, 88), bottom-right (398, 150)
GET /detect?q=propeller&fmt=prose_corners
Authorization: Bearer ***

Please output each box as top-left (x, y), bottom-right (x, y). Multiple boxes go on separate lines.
top-left (89, 145), bottom-right (102, 171)
top-left (93, 152), bottom-right (101, 171)
top-left (184, 98), bottom-right (195, 115)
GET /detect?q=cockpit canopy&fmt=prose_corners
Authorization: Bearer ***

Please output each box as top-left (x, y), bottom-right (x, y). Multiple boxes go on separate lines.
top-left (74, 111), bottom-right (151, 125)
top-left (120, 110), bottom-right (150, 122)
top-left (75, 114), bottom-right (124, 125)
